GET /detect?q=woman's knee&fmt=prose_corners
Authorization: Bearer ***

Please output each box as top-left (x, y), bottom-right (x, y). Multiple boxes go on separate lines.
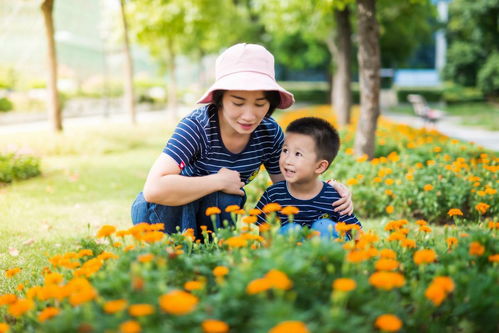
top-left (131, 192), bottom-right (150, 225)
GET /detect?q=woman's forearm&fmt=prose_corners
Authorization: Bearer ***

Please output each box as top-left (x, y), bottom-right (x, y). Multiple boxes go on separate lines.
top-left (143, 174), bottom-right (222, 206)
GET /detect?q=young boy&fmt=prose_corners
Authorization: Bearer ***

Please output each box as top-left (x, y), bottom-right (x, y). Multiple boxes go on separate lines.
top-left (255, 117), bottom-right (361, 239)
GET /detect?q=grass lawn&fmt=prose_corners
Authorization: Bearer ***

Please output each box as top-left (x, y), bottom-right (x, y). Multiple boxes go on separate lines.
top-left (0, 114), bottom-right (394, 292)
top-left (389, 102), bottom-right (499, 131)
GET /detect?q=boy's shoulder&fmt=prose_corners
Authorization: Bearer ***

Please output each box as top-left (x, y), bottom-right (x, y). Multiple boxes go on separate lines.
top-left (322, 181), bottom-right (342, 198)
top-left (264, 180), bottom-right (288, 193)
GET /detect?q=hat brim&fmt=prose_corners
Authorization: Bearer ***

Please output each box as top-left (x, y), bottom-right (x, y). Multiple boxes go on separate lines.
top-left (197, 71), bottom-right (295, 109)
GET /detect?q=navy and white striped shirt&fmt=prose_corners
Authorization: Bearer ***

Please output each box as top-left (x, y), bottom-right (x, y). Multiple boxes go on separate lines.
top-left (255, 181), bottom-right (362, 227)
top-left (163, 105), bottom-right (284, 183)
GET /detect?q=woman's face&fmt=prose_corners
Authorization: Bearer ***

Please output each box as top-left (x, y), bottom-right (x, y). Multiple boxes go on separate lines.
top-left (219, 90), bottom-right (270, 135)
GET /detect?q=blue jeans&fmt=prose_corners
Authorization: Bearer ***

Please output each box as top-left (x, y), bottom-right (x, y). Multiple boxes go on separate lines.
top-left (279, 218), bottom-right (341, 239)
top-left (131, 191), bottom-right (246, 237)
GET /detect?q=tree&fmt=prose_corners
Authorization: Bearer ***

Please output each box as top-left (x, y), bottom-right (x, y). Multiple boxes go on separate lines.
top-left (354, 0), bottom-right (380, 159)
top-left (444, 0), bottom-right (499, 97)
top-left (41, 0), bottom-right (62, 132)
top-left (119, 0), bottom-right (136, 124)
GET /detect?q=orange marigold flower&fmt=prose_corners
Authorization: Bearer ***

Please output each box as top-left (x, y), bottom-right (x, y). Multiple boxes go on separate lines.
top-left (0, 294), bottom-right (17, 306)
top-left (446, 237), bottom-right (458, 248)
top-left (120, 320), bottom-right (141, 333)
top-left (242, 216), bottom-right (258, 224)
top-left (387, 232), bottom-right (406, 241)
top-left (96, 225), bottom-right (116, 238)
top-left (469, 242), bottom-right (485, 256)
top-left (138, 253), bottom-right (154, 263)
top-left (265, 269), bottom-right (293, 290)
top-left (425, 283), bottom-right (446, 306)
top-left (224, 205), bottom-right (240, 213)
top-left (77, 249), bottom-right (93, 257)
top-left (401, 239), bottom-right (416, 248)
top-left (475, 202), bottom-right (490, 215)
top-left (379, 249), bottom-right (397, 259)
top-left (38, 307), bottom-right (60, 322)
top-left (433, 276), bottom-right (455, 293)
top-left (248, 209), bottom-right (262, 216)
top-left (201, 319), bottom-right (229, 333)
top-left (332, 278), bottom-right (357, 292)
top-left (346, 250), bottom-right (370, 263)
top-left (246, 278), bottom-right (272, 294)
top-left (159, 290), bottom-right (198, 315)
top-left (280, 206), bottom-right (300, 215)
top-left (368, 272), bottom-right (405, 290)
top-left (375, 258), bottom-right (399, 271)
top-left (8, 299), bottom-right (34, 317)
top-left (487, 221), bottom-right (499, 230)
top-left (5, 268), bottom-right (21, 278)
top-left (423, 184), bottom-right (434, 191)
top-left (104, 299), bottom-right (127, 314)
top-left (415, 219), bottom-right (427, 226)
top-left (0, 323), bottom-right (9, 333)
top-left (44, 272), bottom-right (63, 285)
top-left (374, 314), bottom-right (403, 332)
top-left (224, 236), bottom-right (247, 248)
top-left (205, 207), bottom-right (221, 216)
top-left (448, 208), bottom-right (463, 217)
top-left (488, 254), bottom-right (499, 262)
top-left (212, 266), bottom-right (229, 277)
top-left (16, 284), bottom-right (24, 292)
top-left (418, 226), bottom-right (432, 233)
top-left (129, 304), bottom-right (154, 317)
top-left (184, 280), bottom-right (204, 291)
top-left (258, 223), bottom-right (271, 232)
top-left (414, 249), bottom-right (437, 265)
top-left (262, 203), bottom-right (282, 213)
top-left (269, 321), bottom-right (310, 333)
top-left (385, 205), bottom-right (394, 214)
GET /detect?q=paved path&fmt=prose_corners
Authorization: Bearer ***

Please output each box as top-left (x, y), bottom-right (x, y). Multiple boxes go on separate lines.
top-left (382, 112), bottom-right (499, 152)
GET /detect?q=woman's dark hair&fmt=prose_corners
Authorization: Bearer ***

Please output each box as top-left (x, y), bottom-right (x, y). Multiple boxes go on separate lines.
top-left (211, 90), bottom-right (281, 117)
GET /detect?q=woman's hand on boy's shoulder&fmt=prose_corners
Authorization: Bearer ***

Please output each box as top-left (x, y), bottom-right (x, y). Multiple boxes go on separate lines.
top-left (328, 180), bottom-right (354, 216)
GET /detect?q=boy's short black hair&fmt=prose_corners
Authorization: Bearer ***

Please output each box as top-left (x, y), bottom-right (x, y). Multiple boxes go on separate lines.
top-left (211, 90), bottom-right (281, 117)
top-left (286, 117), bottom-right (340, 167)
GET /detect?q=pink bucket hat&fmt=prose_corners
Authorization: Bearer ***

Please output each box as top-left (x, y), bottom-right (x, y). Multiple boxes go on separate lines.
top-left (197, 43), bottom-right (294, 109)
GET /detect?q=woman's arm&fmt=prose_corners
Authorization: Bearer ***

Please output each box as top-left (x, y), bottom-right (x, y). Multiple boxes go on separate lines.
top-left (143, 153), bottom-right (245, 206)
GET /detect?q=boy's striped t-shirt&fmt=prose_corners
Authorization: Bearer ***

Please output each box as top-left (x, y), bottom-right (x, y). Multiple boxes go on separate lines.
top-left (163, 105), bottom-right (284, 183)
top-left (255, 181), bottom-right (362, 227)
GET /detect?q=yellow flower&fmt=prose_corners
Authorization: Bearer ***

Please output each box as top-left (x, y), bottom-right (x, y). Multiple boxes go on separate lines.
top-left (368, 272), bottom-right (405, 290)
top-left (242, 216), bottom-right (258, 224)
top-left (249, 209), bottom-right (262, 216)
top-left (201, 319), bottom-right (229, 333)
top-left (375, 259), bottom-right (399, 271)
top-left (423, 184), bottom-right (433, 191)
top-left (262, 203), bottom-right (282, 213)
top-left (385, 205), bottom-right (394, 214)
top-left (184, 280), bottom-right (204, 291)
top-left (374, 314), bottom-right (402, 332)
top-left (159, 290), bottom-right (198, 315)
top-left (104, 299), bottom-right (127, 314)
top-left (0, 323), bottom-right (10, 333)
top-left (413, 249), bottom-right (437, 265)
top-left (205, 207), bottom-right (221, 216)
top-left (469, 242), bottom-right (485, 256)
top-left (379, 249), bottom-right (397, 259)
top-left (96, 225), bottom-right (116, 238)
top-left (5, 268), bottom-right (21, 278)
top-left (213, 266), bottom-right (229, 277)
top-left (120, 320), bottom-right (141, 333)
top-left (38, 307), bottom-right (60, 322)
top-left (280, 206), bottom-right (300, 215)
top-left (265, 269), bottom-right (293, 290)
top-left (332, 278), bottom-right (357, 292)
top-left (475, 202), bottom-right (490, 215)
top-left (447, 208), bottom-right (463, 217)
top-left (224, 205), bottom-right (240, 213)
top-left (224, 236), bottom-right (248, 248)
top-left (347, 178), bottom-right (359, 186)
top-left (44, 272), bottom-right (63, 285)
top-left (269, 321), bottom-right (310, 333)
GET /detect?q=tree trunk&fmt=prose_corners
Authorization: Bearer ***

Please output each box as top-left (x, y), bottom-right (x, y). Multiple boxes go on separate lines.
top-left (166, 38), bottom-right (178, 119)
top-left (333, 7), bottom-right (352, 126)
top-left (41, 0), bottom-right (62, 132)
top-left (119, 0), bottom-right (136, 124)
top-left (355, 0), bottom-right (381, 159)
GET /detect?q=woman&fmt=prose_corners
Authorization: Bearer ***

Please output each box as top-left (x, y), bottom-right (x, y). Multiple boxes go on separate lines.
top-left (131, 43), bottom-right (353, 236)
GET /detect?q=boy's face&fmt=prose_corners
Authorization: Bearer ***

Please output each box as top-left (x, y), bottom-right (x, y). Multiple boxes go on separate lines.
top-left (279, 132), bottom-right (328, 184)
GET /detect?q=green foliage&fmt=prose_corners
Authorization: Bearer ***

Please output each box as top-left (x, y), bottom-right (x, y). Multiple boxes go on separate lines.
top-left (0, 97), bottom-right (14, 112)
top-left (0, 152), bottom-right (41, 183)
top-left (396, 87), bottom-right (443, 103)
top-left (477, 52), bottom-right (499, 99)
top-left (443, 41), bottom-right (483, 87)
top-left (442, 82), bottom-right (484, 104)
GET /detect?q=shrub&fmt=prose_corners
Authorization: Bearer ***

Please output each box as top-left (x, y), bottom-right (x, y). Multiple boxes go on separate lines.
top-left (0, 97), bottom-right (13, 112)
top-left (442, 83), bottom-right (484, 104)
top-left (478, 52), bottom-right (499, 99)
top-left (0, 152), bottom-right (41, 183)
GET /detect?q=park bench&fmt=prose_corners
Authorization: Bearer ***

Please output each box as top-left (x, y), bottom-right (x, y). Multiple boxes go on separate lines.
top-left (407, 94), bottom-right (444, 127)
